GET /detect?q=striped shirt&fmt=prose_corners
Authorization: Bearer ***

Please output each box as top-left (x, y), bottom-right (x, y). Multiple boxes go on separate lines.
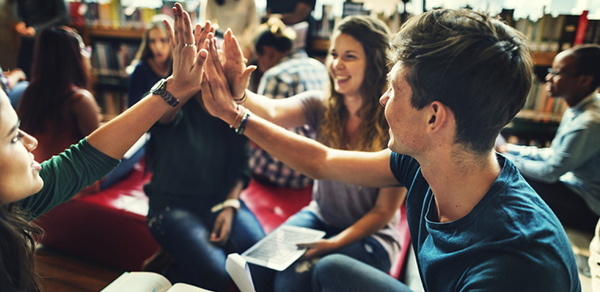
top-left (250, 50), bottom-right (329, 188)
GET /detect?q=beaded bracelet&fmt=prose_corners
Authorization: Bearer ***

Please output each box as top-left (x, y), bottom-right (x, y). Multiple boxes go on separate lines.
top-left (236, 110), bottom-right (251, 135)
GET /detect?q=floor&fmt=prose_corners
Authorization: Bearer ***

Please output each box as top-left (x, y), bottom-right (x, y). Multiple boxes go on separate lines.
top-left (34, 246), bottom-right (124, 292)
top-left (35, 232), bottom-right (596, 292)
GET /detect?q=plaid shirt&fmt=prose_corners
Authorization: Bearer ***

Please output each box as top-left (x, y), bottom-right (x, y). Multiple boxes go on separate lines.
top-left (250, 50), bottom-right (329, 188)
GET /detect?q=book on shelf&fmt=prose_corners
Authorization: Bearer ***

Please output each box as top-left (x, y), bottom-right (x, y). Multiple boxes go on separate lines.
top-left (101, 271), bottom-right (212, 292)
top-left (91, 41), bottom-right (138, 78)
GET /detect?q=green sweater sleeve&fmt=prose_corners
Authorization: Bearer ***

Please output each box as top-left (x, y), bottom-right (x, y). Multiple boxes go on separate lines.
top-left (19, 138), bottom-right (120, 220)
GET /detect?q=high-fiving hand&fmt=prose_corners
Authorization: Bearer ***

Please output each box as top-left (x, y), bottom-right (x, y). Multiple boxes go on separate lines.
top-left (162, 3), bottom-right (210, 101)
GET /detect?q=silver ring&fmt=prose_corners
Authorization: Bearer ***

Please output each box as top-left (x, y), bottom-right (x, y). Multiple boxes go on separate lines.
top-left (184, 43), bottom-right (194, 47)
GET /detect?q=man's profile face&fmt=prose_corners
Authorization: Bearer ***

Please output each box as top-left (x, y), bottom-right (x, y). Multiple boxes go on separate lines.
top-left (545, 51), bottom-right (581, 101)
top-left (380, 62), bottom-right (426, 156)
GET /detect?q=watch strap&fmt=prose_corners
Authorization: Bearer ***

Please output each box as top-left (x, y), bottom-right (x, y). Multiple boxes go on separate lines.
top-left (152, 79), bottom-right (180, 107)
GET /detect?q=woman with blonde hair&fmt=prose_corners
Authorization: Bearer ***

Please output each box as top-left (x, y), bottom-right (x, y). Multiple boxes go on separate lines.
top-left (128, 14), bottom-right (174, 107)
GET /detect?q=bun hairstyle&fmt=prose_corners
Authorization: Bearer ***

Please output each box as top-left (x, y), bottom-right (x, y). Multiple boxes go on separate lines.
top-left (252, 17), bottom-right (296, 55)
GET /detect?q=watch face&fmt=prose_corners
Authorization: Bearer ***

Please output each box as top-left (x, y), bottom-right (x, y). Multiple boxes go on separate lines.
top-left (151, 79), bottom-right (165, 93)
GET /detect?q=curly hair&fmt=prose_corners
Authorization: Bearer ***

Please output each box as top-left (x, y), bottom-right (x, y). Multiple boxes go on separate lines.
top-left (319, 15), bottom-right (391, 152)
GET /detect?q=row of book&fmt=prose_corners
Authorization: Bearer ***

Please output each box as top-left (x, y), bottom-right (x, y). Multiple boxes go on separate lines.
top-left (69, 1), bottom-right (201, 30)
top-left (99, 90), bottom-right (129, 121)
top-left (90, 41), bottom-right (139, 78)
top-left (520, 75), bottom-right (567, 120)
top-left (511, 13), bottom-right (600, 53)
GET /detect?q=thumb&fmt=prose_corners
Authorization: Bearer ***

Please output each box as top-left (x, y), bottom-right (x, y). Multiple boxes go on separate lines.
top-left (241, 65), bottom-right (256, 84)
top-left (193, 48), bottom-right (209, 76)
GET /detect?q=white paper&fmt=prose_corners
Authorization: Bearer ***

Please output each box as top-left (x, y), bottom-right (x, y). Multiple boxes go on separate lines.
top-left (226, 253), bottom-right (255, 292)
top-left (100, 272), bottom-right (172, 292)
top-left (241, 225), bottom-right (326, 271)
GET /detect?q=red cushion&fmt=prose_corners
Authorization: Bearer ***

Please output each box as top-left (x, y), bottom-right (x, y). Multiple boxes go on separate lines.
top-left (34, 162), bottom-right (159, 271)
top-left (241, 179), bottom-right (313, 234)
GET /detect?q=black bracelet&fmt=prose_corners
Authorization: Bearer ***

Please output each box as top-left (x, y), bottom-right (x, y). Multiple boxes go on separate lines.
top-left (233, 90), bottom-right (247, 104)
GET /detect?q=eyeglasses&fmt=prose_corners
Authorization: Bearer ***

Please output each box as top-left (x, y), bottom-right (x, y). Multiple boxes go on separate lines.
top-left (547, 68), bottom-right (580, 78)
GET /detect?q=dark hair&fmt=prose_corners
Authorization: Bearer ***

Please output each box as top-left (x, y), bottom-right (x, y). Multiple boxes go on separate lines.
top-left (569, 44), bottom-right (600, 90)
top-left (17, 26), bottom-right (90, 135)
top-left (320, 15), bottom-right (391, 152)
top-left (391, 9), bottom-right (533, 154)
top-left (0, 202), bottom-right (43, 291)
top-left (253, 18), bottom-right (295, 55)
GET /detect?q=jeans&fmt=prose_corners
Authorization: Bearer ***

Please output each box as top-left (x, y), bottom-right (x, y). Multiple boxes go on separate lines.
top-left (147, 201), bottom-right (274, 292)
top-left (312, 254), bottom-right (414, 292)
top-left (274, 209), bottom-right (391, 292)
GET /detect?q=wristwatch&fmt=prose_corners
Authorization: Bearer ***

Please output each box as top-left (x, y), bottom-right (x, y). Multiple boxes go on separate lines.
top-left (150, 78), bottom-right (179, 107)
top-left (211, 199), bottom-right (241, 213)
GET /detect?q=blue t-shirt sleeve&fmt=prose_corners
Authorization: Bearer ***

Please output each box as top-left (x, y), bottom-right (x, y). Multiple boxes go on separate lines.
top-left (389, 152), bottom-right (421, 187)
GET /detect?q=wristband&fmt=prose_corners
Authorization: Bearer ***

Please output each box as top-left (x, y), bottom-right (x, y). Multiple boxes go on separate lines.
top-left (235, 110), bottom-right (250, 135)
top-left (211, 199), bottom-right (241, 213)
top-left (233, 90), bottom-right (247, 104)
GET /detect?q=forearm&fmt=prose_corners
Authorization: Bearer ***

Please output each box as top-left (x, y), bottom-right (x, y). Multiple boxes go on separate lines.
top-left (244, 90), bottom-right (307, 128)
top-left (87, 93), bottom-right (170, 159)
top-left (227, 179), bottom-right (243, 200)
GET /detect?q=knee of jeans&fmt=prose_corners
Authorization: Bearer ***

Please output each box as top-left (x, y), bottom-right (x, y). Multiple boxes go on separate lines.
top-left (148, 207), bottom-right (199, 235)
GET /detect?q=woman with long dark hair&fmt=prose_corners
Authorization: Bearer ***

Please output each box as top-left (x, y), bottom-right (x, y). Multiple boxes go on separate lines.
top-left (17, 26), bottom-right (101, 164)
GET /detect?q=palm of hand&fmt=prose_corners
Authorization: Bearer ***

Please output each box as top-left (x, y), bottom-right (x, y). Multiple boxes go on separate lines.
top-left (221, 30), bottom-right (254, 98)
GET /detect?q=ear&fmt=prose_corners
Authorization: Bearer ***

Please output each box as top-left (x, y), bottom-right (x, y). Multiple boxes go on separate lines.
top-left (579, 75), bottom-right (594, 89)
top-left (426, 101), bottom-right (449, 133)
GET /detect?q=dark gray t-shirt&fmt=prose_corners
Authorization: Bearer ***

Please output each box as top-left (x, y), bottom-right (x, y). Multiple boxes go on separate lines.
top-left (297, 91), bottom-right (401, 263)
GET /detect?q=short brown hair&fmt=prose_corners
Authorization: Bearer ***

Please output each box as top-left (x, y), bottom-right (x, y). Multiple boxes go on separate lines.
top-left (392, 9), bottom-right (533, 154)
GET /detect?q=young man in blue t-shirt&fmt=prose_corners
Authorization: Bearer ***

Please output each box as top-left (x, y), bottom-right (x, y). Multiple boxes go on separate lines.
top-left (200, 8), bottom-right (581, 292)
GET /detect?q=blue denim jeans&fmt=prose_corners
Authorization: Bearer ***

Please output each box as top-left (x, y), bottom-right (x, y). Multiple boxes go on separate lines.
top-left (147, 201), bottom-right (274, 292)
top-left (312, 254), bottom-right (414, 292)
top-left (274, 209), bottom-right (391, 292)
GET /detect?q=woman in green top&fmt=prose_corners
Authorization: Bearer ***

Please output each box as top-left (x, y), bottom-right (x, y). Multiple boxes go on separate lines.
top-left (0, 5), bottom-right (211, 291)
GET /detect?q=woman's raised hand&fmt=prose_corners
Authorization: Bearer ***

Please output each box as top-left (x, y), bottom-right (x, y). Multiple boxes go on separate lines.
top-left (162, 3), bottom-right (209, 101)
top-left (221, 29), bottom-right (256, 100)
top-left (200, 35), bottom-right (239, 125)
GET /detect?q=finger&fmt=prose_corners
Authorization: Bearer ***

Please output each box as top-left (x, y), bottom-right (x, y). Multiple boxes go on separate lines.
top-left (194, 23), bottom-right (202, 49)
top-left (296, 243), bottom-right (316, 249)
top-left (211, 38), bottom-right (226, 76)
top-left (164, 20), bottom-right (176, 48)
top-left (174, 4), bottom-right (184, 46)
top-left (191, 47), bottom-right (208, 78)
top-left (182, 11), bottom-right (194, 47)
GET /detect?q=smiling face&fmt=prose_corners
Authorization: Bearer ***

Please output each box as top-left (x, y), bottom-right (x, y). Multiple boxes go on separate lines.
top-left (148, 28), bottom-right (171, 66)
top-left (326, 32), bottom-right (367, 98)
top-left (380, 62), bottom-right (427, 156)
top-left (0, 91), bottom-right (43, 205)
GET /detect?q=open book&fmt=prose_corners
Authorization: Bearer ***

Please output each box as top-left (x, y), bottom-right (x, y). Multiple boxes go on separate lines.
top-left (241, 225), bottom-right (326, 271)
top-left (101, 271), bottom-right (213, 292)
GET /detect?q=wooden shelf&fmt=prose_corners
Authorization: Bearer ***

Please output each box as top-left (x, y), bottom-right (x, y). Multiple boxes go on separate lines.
top-left (532, 51), bottom-right (558, 67)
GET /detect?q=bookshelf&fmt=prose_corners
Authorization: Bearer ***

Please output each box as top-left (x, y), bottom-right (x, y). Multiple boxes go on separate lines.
top-left (74, 25), bottom-right (142, 121)
top-left (68, 0), bottom-right (199, 121)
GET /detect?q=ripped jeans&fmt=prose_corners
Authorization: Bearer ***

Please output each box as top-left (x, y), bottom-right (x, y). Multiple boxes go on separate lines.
top-left (147, 201), bottom-right (274, 292)
top-left (273, 209), bottom-right (391, 292)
